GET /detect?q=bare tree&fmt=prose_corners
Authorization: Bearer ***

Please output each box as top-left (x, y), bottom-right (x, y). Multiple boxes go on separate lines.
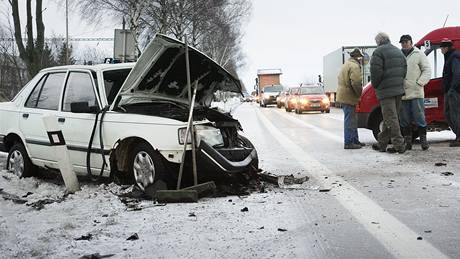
top-left (8, 0), bottom-right (46, 78)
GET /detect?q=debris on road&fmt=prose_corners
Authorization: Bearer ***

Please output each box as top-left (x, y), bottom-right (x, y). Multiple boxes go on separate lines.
top-left (0, 189), bottom-right (27, 204)
top-left (156, 190), bottom-right (198, 203)
top-left (259, 171), bottom-right (309, 188)
top-left (435, 162), bottom-right (447, 166)
top-left (424, 230), bottom-right (432, 233)
top-left (417, 236), bottom-right (423, 240)
top-left (277, 228), bottom-right (287, 232)
top-left (79, 253), bottom-right (115, 259)
top-left (189, 212), bottom-right (196, 217)
top-left (319, 189), bottom-right (331, 192)
top-left (75, 233), bottom-right (93, 241)
top-left (440, 172), bottom-right (454, 176)
top-left (127, 233), bottom-right (139, 241)
top-left (241, 207), bottom-right (249, 212)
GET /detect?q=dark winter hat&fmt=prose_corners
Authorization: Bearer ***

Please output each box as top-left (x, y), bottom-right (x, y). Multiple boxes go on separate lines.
top-left (440, 38), bottom-right (453, 47)
top-left (349, 48), bottom-right (364, 57)
top-left (399, 34), bottom-right (412, 43)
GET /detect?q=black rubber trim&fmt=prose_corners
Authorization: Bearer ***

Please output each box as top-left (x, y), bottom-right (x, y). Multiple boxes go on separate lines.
top-left (25, 138), bottom-right (110, 155)
top-left (25, 138), bottom-right (52, 146)
top-left (198, 141), bottom-right (256, 174)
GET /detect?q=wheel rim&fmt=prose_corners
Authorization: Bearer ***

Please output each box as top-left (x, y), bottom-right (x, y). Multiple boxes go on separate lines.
top-left (8, 150), bottom-right (24, 177)
top-left (133, 151), bottom-right (155, 191)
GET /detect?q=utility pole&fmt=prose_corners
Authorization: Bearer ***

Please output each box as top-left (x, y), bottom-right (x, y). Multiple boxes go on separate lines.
top-left (65, 0), bottom-right (69, 65)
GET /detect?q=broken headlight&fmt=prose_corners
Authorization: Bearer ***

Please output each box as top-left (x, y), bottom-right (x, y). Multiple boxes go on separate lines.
top-left (195, 125), bottom-right (224, 147)
top-left (178, 127), bottom-right (193, 145)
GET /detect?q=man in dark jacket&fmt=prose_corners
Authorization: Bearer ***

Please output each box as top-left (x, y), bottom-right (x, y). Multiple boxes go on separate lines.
top-left (440, 38), bottom-right (460, 147)
top-left (370, 32), bottom-right (407, 153)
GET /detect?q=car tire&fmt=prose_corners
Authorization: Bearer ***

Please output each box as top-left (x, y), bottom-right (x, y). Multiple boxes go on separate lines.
top-left (326, 109), bottom-right (330, 113)
top-left (237, 135), bottom-right (259, 170)
top-left (127, 141), bottom-right (167, 191)
top-left (285, 106), bottom-right (291, 112)
top-left (370, 111), bottom-right (383, 141)
top-left (277, 104), bottom-right (281, 108)
top-left (6, 142), bottom-right (36, 178)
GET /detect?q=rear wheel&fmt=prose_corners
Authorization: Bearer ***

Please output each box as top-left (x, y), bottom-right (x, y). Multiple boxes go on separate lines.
top-left (127, 142), bottom-right (167, 191)
top-left (6, 143), bottom-right (36, 178)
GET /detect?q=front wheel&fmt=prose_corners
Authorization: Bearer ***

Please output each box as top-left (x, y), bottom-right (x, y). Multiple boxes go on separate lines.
top-left (6, 143), bottom-right (36, 178)
top-left (127, 142), bottom-right (167, 191)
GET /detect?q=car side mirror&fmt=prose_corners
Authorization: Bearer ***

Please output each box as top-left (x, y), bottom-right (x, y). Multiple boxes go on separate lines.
top-left (70, 102), bottom-right (99, 113)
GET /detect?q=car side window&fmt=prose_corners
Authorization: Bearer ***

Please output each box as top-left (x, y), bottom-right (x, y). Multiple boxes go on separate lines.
top-left (25, 74), bottom-right (47, 108)
top-left (62, 72), bottom-right (98, 112)
top-left (36, 73), bottom-right (66, 110)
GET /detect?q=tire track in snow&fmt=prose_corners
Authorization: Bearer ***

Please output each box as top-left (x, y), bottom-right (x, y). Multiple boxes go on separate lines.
top-left (255, 107), bottom-right (448, 259)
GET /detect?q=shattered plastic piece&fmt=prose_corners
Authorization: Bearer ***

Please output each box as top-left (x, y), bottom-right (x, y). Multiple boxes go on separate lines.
top-left (79, 253), bottom-right (115, 259)
top-left (75, 233), bottom-right (93, 241)
top-left (258, 226), bottom-right (264, 230)
top-left (189, 212), bottom-right (196, 217)
top-left (424, 230), bottom-right (432, 233)
top-left (417, 236), bottom-right (423, 240)
top-left (127, 233), bottom-right (139, 241)
top-left (440, 172), bottom-right (454, 176)
top-left (241, 207), bottom-right (249, 212)
top-left (319, 189), bottom-right (331, 192)
top-left (22, 192), bottom-right (33, 198)
top-left (0, 189), bottom-right (27, 204)
top-left (277, 228), bottom-right (287, 232)
top-left (435, 162), bottom-right (447, 166)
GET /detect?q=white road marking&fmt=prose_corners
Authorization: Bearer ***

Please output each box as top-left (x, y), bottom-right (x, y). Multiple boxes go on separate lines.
top-left (273, 109), bottom-right (343, 143)
top-left (256, 107), bottom-right (448, 259)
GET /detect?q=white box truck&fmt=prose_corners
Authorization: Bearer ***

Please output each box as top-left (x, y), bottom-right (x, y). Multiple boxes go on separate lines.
top-left (322, 46), bottom-right (376, 106)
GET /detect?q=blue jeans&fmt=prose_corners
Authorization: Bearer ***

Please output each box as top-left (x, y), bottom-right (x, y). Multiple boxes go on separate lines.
top-left (342, 104), bottom-right (359, 145)
top-left (399, 98), bottom-right (427, 128)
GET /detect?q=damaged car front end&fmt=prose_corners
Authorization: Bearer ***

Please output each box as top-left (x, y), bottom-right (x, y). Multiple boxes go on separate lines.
top-left (109, 35), bottom-right (258, 189)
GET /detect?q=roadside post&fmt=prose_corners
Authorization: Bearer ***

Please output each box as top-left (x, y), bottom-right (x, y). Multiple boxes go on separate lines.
top-left (42, 115), bottom-right (80, 193)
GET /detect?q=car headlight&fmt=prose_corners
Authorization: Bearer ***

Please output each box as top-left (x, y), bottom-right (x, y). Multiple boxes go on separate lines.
top-left (195, 125), bottom-right (224, 147)
top-left (290, 98), bottom-right (296, 103)
top-left (263, 94), bottom-right (270, 99)
top-left (178, 127), bottom-right (193, 145)
top-left (301, 99), bottom-right (309, 105)
top-left (322, 98), bottom-right (330, 104)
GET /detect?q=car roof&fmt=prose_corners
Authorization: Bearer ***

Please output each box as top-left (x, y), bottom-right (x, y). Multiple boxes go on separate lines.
top-left (40, 63), bottom-right (135, 73)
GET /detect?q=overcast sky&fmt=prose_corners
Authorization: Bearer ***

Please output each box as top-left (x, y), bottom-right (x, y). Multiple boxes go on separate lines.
top-left (3, 0), bottom-right (460, 92)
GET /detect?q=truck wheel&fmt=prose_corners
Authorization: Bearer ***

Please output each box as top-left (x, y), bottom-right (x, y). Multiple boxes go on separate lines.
top-left (6, 143), bottom-right (36, 178)
top-left (370, 111), bottom-right (383, 141)
top-left (237, 135), bottom-right (259, 170)
top-left (128, 142), bottom-right (167, 191)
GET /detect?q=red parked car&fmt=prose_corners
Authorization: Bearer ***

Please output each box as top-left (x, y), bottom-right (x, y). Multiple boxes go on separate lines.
top-left (356, 27), bottom-right (460, 140)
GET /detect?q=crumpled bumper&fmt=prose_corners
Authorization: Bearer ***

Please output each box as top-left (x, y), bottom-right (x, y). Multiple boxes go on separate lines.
top-left (197, 141), bottom-right (257, 175)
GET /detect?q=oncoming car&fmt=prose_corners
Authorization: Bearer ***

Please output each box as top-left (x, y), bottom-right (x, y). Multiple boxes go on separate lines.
top-left (259, 85), bottom-right (283, 107)
top-left (293, 86), bottom-right (330, 114)
top-left (0, 34), bottom-right (258, 190)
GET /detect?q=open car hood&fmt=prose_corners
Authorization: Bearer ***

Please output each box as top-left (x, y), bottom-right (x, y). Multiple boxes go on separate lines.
top-left (111, 34), bottom-right (242, 110)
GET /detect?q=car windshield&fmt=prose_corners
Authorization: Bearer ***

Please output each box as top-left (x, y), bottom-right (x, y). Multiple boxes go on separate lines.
top-left (264, 86), bottom-right (283, 92)
top-left (300, 87), bottom-right (324, 95)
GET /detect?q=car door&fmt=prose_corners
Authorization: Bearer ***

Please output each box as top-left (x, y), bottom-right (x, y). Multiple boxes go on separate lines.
top-left (58, 70), bottom-right (105, 174)
top-left (20, 72), bottom-right (67, 166)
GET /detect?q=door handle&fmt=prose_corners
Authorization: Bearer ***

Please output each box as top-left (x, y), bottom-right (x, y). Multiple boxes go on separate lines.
top-left (22, 113), bottom-right (29, 118)
top-left (58, 117), bottom-right (65, 123)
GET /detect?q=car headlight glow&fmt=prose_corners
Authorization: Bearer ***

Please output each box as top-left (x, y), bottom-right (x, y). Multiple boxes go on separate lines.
top-left (301, 99), bottom-right (309, 105)
top-left (322, 98), bottom-right (330, 104)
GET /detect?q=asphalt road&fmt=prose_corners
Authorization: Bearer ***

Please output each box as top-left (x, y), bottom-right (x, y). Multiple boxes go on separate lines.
top-left (233, 102), bottom-right (459, 259)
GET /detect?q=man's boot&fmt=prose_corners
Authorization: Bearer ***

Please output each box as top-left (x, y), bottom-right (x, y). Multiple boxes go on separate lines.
top-left (419, 127), bottom-right (429, 150)
top-left (403, 127), bottom-right (412, 150)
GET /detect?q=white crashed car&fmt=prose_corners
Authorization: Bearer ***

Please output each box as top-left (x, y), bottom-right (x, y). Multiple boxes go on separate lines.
top-left (0, 35), bottom-right (258, 190)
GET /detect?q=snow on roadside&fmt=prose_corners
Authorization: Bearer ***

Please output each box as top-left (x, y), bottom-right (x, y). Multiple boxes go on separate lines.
top-left (211, 97), bottom-right (242, 114)
top-left (0, 165), bottom-right (313, 258)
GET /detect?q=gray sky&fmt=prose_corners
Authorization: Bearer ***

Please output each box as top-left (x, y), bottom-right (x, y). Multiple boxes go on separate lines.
top-left (238, 0), bottom-right (460, 91)
top-left (3, 0), bottom-right (460, 91)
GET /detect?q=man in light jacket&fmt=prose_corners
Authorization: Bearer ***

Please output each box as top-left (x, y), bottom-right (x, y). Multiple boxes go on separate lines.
top-left (399, 34), bottom-right (431, 150)
top-left (370, 32), bottom-right (407, 153)
top-left (337, 48), bottom-right (364, 149)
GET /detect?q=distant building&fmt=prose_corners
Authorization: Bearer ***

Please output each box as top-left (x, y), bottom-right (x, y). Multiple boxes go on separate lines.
top-left (257, 69), bottom-right (282, 92)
